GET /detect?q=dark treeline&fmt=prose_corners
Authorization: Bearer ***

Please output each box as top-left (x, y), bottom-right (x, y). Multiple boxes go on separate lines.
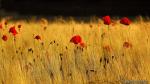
top-left (1, 0), bottom-right (150, 16)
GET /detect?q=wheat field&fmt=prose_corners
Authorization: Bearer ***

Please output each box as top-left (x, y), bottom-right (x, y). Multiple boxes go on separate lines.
top-left (0, 16), bottom-right (150, 84)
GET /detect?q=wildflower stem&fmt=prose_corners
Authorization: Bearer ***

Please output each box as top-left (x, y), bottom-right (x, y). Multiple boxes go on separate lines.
top-left (108, 25), bottom-right (112, 48)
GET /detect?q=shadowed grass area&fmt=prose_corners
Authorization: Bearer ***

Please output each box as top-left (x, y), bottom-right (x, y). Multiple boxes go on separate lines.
top-left (0, 16), bottom-right (149, 84)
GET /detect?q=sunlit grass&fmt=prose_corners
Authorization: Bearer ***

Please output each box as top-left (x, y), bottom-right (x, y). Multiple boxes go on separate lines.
top-left (0, 16), bottom-right (150, 84)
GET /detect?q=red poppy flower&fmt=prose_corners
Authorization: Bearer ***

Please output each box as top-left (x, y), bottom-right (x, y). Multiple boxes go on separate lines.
top-left (120, 17), bottom-right (131, 25)
top-left (34, 35), bottom-right (41, 40)
top-left (9, 26), bottom-right (18, 36)
top-left (102, 16), bottom-right (111, 25)
top-left (123, 42), bottom-right (132, 48)
top-left (70, 35), bottom-right (82, 44)
top-left (0, 24), bottom-right (2, 29)
top-left (2, 35), bottom-right (8, 41)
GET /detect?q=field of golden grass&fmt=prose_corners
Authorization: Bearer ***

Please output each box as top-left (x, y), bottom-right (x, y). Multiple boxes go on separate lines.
top-left (0, 17), bottom-right (150, 84)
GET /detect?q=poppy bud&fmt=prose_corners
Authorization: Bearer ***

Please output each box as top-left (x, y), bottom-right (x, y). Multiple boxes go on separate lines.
top-left (2, 35), bottom-right (8, 41)
top-left (34, 35), bottom-right (41, 40)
